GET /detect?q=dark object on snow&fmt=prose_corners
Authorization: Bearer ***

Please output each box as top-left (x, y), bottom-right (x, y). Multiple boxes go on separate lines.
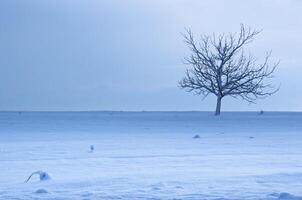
top-left (192, 135), bottom-right (200, 139)
top-left (260, 110), bottom-right (264, 115)
top-left (25, 171), bottom-right (51, 183)
top-left (35, 189), bottom-right (48, 194)
top-left (249, 136), bottom-right (255, 139)
top-left (89, 145), bottom-right (94, 153)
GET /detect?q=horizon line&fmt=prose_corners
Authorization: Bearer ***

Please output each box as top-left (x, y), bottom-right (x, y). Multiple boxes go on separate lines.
top-left (0, 110), bottom-right (302, 113)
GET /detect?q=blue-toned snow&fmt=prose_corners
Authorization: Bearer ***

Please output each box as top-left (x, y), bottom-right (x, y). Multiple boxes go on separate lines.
top-left (1, 111), bottom-right (302, 200)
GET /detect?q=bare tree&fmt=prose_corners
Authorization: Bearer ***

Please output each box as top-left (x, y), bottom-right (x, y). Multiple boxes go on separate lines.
top-left (179, 25), bottom-right (279, 115)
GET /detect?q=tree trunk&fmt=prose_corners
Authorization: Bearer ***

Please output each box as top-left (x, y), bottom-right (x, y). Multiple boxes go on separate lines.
top-left (215, 96), bottom-right (222, 115)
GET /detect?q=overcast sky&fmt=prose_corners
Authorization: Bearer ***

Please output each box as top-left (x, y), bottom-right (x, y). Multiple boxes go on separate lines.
top-left (0, 0), bottom-right (301, 111)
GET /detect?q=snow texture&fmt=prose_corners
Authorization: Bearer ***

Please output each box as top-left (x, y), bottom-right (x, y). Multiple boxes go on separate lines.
top-left (1, 111), bottom-right (302, 199)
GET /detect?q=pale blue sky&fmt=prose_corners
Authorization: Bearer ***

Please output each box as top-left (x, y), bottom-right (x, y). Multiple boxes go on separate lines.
top-left (0, 0), bottom-right (301, 111)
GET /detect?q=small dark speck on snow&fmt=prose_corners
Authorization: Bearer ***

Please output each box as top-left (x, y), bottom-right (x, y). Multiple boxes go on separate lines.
top-left (192, 135), bottom-right (201, 139)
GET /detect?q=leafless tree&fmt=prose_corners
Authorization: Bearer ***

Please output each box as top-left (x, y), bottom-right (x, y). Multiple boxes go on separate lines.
top-left (179, 25), bottom-right (279, 115)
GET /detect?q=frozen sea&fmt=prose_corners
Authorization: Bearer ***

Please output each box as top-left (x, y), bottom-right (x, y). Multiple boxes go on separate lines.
top-left (1, 111), bottom-right (302, 200)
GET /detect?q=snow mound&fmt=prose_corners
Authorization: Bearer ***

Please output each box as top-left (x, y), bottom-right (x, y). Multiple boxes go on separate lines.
top-left (278, 193), bottom-right (302, 200)
top-left (34, 188), bottom-right (48, 194)
top-left (269, 192), bottom-right (302, 200)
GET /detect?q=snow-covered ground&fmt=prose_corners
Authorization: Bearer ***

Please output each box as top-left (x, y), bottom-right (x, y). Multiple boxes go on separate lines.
top-left (1, 111), bottom-right (302, 200)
